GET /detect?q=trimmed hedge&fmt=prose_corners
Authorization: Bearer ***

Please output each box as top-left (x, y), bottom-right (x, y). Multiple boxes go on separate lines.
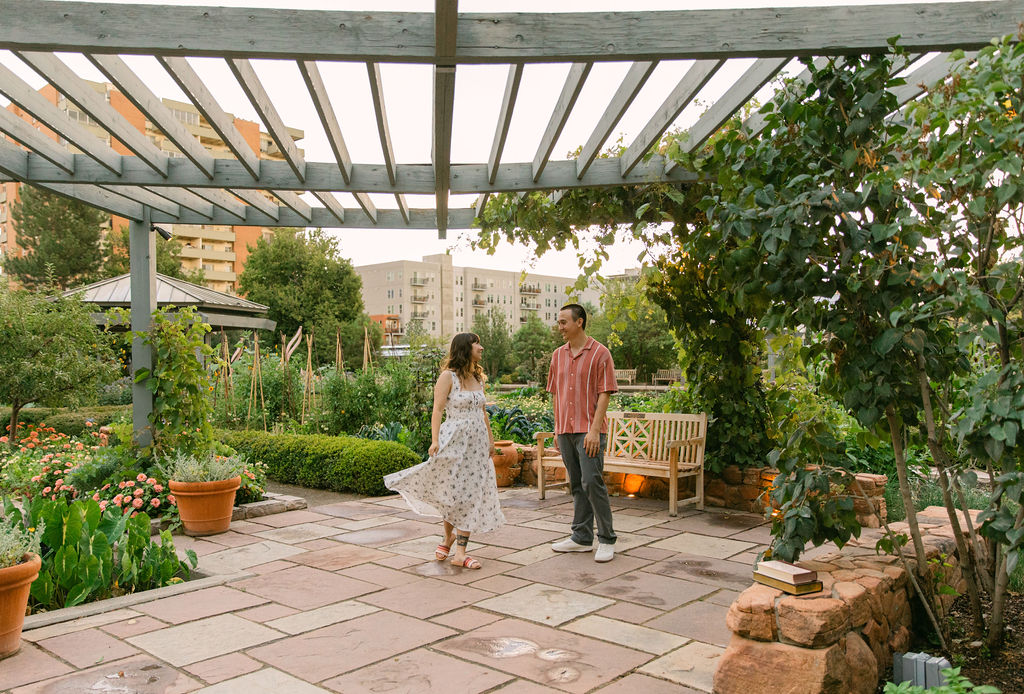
top-left (218, 430), bottom-right (420, 496)
top-left (2, 405), bottom-right (130, 437)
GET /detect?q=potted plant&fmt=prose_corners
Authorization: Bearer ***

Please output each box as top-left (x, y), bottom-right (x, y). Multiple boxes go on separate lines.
top-left (0, 521), bottom-right (42, 659)
top-left (161, 452), bottom-right (242, 536)
top-left (492, 441), bottom-right (522, 487)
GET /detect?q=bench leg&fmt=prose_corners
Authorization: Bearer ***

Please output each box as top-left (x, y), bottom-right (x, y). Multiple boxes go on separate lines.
top-left (669, 475), bottom-right (678, 517)
top-left (538, 462), bottom-right (546, 500)
top-left (697, 467), bottom-right (704, 511)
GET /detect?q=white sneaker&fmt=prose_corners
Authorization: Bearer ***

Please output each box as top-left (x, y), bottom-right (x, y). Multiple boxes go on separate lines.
top-left (594, 543), bottom-right (615, 563)
top-left (551, 538), bottom-right (593, 553)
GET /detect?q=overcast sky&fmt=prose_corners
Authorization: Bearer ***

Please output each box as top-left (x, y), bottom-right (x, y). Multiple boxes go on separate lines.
top-left (0, 0), bottom-right (965, 278)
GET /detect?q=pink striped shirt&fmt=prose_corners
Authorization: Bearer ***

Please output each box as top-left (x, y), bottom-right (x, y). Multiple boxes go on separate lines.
top-left (546, 336), bottom-right (618, 435)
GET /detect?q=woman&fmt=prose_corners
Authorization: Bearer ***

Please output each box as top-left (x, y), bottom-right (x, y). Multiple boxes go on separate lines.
top-left (384, 332), bottom-right (505, 569)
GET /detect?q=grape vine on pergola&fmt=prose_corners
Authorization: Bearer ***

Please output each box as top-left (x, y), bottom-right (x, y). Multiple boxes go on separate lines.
top-left (0, 0), bottom-right (1017, 440)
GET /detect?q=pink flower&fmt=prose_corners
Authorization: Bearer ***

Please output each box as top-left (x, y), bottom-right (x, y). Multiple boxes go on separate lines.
top-left (42, 466), bottom-right (50, 473)
top-left (42, 486), bottom-right (51, 494)
top-left (113, 494), bottom-right (124, 504)
top-left (0, 436), bottom-right (7, 443)
top-left (132, 498), bottom-right (144, 509)
top-left (150, 498), bottom-right (160, 508)
top-left (125, 481), bottom-right (135, 488)
top-left (136, 473), bottom-right (147, 482)
top-left (86, 421), bottom-right (94, 427)
top-left (102, 484), bottom-right (110, 490)
top-left (123, 507), bottom-right (132, 515)
top-left (133, 489), bottom-right (144, 497)
top-left (55, 479), bottom-right (64, 486)
top-left (92, 493), bottom-right (101, 501)
top-left (99, 501), bottom-right (108, 511)
top-left (118, 481), bottom-right (126, 489)
top-left (153, 484), bottom-right (164, 493)
top-left (63, 443), bottom-right (71, 450)
top-left (167, 494), bottom-right (176, 505)
top-left (31, 475), bottom-right (41, 482)
top-left (146, 478), bottom-right (156, 486)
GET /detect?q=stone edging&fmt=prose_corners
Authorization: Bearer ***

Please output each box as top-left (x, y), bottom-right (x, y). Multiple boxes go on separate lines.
top-left (149, 490), bottom-right (308, 534)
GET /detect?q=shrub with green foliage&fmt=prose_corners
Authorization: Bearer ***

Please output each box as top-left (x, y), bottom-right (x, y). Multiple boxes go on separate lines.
top-left (220, 430), bottom-right (420, 496)
top-left (0, 406), bottom-right (129, 438)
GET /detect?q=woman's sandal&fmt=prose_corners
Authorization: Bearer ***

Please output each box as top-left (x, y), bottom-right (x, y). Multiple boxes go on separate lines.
top-left (451, 556), bottom-right (481, 570)
top-left (435, 544), bottom-right (451, 561)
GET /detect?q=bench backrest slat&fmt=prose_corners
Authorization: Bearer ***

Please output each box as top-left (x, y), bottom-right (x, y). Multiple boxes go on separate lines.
top-left (604, 411), bottom-right (707, 463)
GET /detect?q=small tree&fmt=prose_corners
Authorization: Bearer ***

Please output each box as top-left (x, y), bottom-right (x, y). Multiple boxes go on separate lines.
top-left (594, 274), bottom-right (679, 383)
top-left (471, 307), bottom-right (512, 380)
top-left (0, 285), bottom-right (118, 441)
top-left (511, 316), bottom-right (560, 383)
top-left (3, 185), bottom-right (108, 290)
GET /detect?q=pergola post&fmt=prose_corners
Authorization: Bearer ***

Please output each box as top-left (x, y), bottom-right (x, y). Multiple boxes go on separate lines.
top-left (129, 207), bottom-right (155, 446)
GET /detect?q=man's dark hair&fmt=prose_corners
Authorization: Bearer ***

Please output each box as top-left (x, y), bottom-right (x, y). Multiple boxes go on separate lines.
top-left (560, 303), bottom-right (587, 330)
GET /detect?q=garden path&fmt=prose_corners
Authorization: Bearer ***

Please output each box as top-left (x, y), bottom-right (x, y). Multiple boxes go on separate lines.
top-left (1, 488), bottom-right (775, 693)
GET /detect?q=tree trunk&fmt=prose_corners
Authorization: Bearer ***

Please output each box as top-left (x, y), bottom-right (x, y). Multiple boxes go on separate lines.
top-left (7, 402), bottom-right (22, 446)
top-left (986, 504), bottom-right (1024, 649)
top-left (886, 406), bottom-right (929, 575)
top-left (952, 472), bottom-right (994, 594)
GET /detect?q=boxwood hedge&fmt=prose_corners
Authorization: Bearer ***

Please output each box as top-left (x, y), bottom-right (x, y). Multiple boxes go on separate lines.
top-left (218, 430), bottom-right (420, 496)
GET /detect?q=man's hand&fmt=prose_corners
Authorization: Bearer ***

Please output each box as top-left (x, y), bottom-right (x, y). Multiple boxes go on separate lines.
top-left (584, 429), bottom-right (601, 457)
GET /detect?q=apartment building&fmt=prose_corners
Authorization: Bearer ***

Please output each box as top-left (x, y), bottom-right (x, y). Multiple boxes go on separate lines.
top-left (356, 254), bottom-right (602, 341)
top-left (0, 80), bottom-right (302, 293)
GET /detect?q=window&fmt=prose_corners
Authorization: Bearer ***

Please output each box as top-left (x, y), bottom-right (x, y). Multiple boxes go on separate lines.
top-left (398, 288), bottom-right (402, 298)
top-left (545, 283), bottom-right (551, 292)
top-left (431, 322), bottom-right (436, 331)
top-left (171, 108), bottom-right (199, 126)
top-left (386, 271), bottom-right (393, 281)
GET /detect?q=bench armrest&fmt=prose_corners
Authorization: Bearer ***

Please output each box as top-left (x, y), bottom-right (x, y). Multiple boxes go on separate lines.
top-left (666, 436), bottom-right (706, 448)
top-left (534, 431), bottom-right (556, 445)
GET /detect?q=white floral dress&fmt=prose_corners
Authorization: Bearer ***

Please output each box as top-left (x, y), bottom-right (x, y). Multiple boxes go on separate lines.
top-left (384, 371), bottom-right (505, 534)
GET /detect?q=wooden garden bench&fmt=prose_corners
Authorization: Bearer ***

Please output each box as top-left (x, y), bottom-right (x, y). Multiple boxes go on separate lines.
top-left (534, 411), bottom-right (707, 516)
top-left (614, 368), bottom-right (637, 385)
top-left (653, 368), bottom-right (682, 385)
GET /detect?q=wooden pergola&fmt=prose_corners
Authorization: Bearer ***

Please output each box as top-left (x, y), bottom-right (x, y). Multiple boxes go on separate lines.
top-left (0, 0), bottom-right (1017, 440)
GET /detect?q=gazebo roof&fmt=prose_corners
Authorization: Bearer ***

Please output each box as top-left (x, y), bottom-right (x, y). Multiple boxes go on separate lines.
top-left (64, 272), bottom-right (276, 332)
top-left (0, 1), bottom-right (1013, 237)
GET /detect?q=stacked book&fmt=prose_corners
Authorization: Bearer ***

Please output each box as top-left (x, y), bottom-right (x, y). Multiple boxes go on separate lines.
top-left (753, 560), bottom-right (823, 594)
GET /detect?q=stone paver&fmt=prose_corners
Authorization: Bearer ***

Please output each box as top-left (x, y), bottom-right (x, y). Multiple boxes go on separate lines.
top-left (322, 647), bottom-right (513, 693)
top-left (7, 488), bottom-right (777, 693)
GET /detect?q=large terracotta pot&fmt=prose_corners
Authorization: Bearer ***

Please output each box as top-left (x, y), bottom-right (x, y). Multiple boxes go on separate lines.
top-left (0, 553), bottom-right (41, 660)
top-left (492, 441), bottom-right (522, 487)
top-left (169, 476), bottom-right (241, 536)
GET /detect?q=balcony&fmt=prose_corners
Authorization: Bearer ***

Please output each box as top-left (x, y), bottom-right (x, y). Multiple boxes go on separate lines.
top-left (410, 294), bottom-right (429, 303)
top-left (520, 302), bottom-right (540, 310)
top-left (520, 284), bottom-right (541, 294)
top-left (411, 311), bottom-right (430, 320)
top-left (472, 298), bottom-right (487, 308)
top-left (471, 282), bottom-right (487, 291)
top-left (410, 277), bottom-right (428, 286)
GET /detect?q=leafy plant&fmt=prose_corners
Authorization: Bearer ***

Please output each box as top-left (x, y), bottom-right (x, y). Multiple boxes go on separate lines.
top-left (3, 497), bottom-right (195, 611)
top-left (236, 459), bottom-right (268, 505)
top-left (158, 451), bottom-right (242, 483)
top-left (486, 404), bottom-right (553, 445)
top-left (0, 521), bottom-right (42, 569)
top-left (883, 667), bottom-right (1001, 693)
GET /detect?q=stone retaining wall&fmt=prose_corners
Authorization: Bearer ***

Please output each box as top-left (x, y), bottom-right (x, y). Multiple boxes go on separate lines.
top-left (713, 506), bottom-right (971, 694)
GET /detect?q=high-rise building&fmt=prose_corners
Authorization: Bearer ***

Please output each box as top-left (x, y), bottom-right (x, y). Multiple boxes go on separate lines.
top-left (357, 254), bottom-right (602, 342)
top-left (0, 79), bottom-right (302, 293)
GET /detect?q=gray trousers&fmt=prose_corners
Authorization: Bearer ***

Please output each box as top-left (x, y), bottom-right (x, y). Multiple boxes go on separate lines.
top-left (557, 433), bottom-right (617, 546)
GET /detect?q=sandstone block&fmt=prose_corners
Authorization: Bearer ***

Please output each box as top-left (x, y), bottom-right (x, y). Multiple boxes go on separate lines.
top-left (889, 625), bottom-right (911, 654)
top-left (844, 632), bottom-right (878, 694)
top-left (862, 618), bottom-right (891, 668)
top-left (242, 499), bottom-right (287, 517)
top-left (777, 596), bottom-right (851, 648)
top-left (723, 465), bottom-right (744, 485)
top-left (883, 566), bottom-right (908, 590)
top-left (713, 635), bottom-right (851, 694)
top-left (705, 478), bottom-right (727, 498)
top-left (833, 581), bottom-right (871, 627)
top-left (799, 560), bottom-right (839, 572)
top-left (727, 605), bottom-right (777, 641)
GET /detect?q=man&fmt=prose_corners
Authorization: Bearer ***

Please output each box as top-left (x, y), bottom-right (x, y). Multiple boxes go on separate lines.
top-left (546, 303), bottom-right (618, 562)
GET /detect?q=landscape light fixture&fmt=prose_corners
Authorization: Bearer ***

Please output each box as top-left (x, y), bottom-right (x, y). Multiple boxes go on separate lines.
top-left (151, 224), bottom-right (173, 241)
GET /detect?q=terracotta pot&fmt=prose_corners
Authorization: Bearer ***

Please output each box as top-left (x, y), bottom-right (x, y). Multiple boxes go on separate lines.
top-left (0, 553), bottom-right (41, 660)
top-left (492, 441), bottom-right (522, 487)
top-left (169, 476), bottom-right (241, 536)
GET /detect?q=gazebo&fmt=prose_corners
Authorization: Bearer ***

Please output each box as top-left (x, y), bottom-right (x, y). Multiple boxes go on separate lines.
top-left (62, 272), bottom-right (277, 333)
top-left (0, 0), bottom-right (1014, 443)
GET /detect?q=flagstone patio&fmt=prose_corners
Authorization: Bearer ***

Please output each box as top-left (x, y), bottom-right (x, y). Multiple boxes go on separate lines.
top-left (1, 488), bottom-right (778, 693)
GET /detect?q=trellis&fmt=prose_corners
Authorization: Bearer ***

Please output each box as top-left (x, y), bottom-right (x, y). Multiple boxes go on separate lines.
top-left (0, 0), bottom-right (1016, 440)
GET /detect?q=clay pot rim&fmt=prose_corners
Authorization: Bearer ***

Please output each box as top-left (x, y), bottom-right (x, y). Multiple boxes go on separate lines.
top-left (0, 552), bottom-right (41, 580)
top-left (168, 476), bottom-right (241, 493)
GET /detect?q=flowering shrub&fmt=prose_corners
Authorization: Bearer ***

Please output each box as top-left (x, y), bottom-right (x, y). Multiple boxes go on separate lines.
top-left (0, 424), bottom-right (106, 500)
top-left (237, 459), bottom-right (267, 505)
top-left (96, 473), bottom-right (178, 519)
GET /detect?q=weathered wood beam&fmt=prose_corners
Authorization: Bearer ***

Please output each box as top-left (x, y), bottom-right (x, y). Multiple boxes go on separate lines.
top-left (395, 193), bottom-right (410, 224)
top-left (228, 188), bottom-right (279, 220)
top-left (0, 107), bottom-right (75, 173)
top-left (143, 186), bottom-right (214, 218)
top-left (488, 64), bottom-right (523, 185)
top-left (16, 51), bottom-right (169, 176)
top-left (532, 62), bottom-right (591, 182)
top-left (151, 205), bottom-right (479, 229)
top-left (2, 1), bottom-right (1013, 62)
top-left (664, 57), bottom-right (787, 173)
top-left (272, 189), bottom-right (312, 222)
top-left (185, 186), bottom-right (247, 220)
top-left (366, 63), bottom-right (398, 186)
top-left (434, 0), bottom-right (458, 238)
top-left (297, 60), bottom-right (352, 184)
top-left (88, 53), bottom-right (216, 178)
top-left (576, 60), bottom-right (658, 180)
top-left (474, 192), bottom-right (489, 219)
top-left (890, 51), bottom-right (971, 105)
top-left (158, 56), bottom-right (261, 179)
top-left (227, 58), bottom-right (306, 183)
top-left (0, 62), bottom-right (122, 175)
top-left (354, 192), bottom-right (379, 225)
top-left (312, 190), bottom-right (344, 224)
top-left (0, 137), bottom-right (28, 179)
top-left (14, 153), bottom-right (700, 193)
top-left (39, 182), bottom-right (143, 219)
top-left (620, 59), bottom-right (723, 177)
top-left (100, 184), bottom-right (179, 216)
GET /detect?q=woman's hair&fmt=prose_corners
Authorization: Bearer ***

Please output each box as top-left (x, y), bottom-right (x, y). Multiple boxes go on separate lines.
top-left (441, 332), bottom-right (485, 385)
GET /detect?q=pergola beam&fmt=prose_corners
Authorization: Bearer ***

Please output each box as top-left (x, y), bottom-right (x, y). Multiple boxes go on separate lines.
top-left (1, 1), bottom-right (1013, 62)
top-left (158, 56), bottom-right (261, 179)
top-left (576, 60), bottom-right (658, 180)
top-left (620, 59), bottom-right (723, 176)
top-left (186, 187), bottom-right (247, 220)
top-left (532, 62), bottom-right (591, 182)
top-left (150, 205), bottom-right (479, 229)
top-left (433, 0), bottom-right (458, 237)
top-left (0, 107), bottom-right (75, 173)
top-left (39, 181), bottom-right (144, 219)
top-left (88, 53), bottom-right (217, 179)
top-left (16, 51), bottom-right (169, 176)
top-left (298, 60), bottom-right (353, 184)
top-left (228, 188), bottom-right (279, 220)
top-left (488, 64), bottom-right (523, 185)
top-left (272, 189), bottom-right (313, 222)
top-left (312, 190), bottom-right (345, 224)
top-left (143, 186), bottom-right (215, 218)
